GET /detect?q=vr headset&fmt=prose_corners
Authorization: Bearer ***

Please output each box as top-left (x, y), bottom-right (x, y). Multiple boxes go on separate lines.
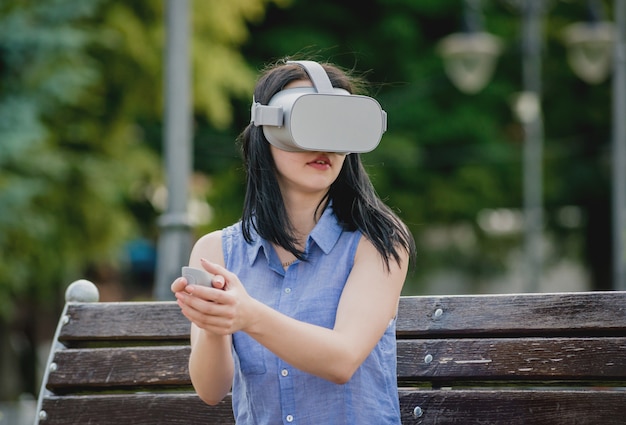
top-left (250, 60), bottom-right (387, 153)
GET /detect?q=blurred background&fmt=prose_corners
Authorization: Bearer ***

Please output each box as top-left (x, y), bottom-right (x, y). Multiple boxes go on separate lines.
top-left (1, 0), bottom-right (624, 422)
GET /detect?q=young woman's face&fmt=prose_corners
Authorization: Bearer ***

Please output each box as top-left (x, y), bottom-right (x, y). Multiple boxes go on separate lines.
top-left (270, 79), bottom-right (347, 196)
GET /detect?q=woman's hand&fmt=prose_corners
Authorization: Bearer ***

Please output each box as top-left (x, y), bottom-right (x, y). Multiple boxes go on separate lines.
top-left (173, 259), bottom-right (258, 336)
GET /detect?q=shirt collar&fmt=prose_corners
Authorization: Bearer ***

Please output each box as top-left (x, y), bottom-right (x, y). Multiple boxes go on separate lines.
top-left (307, 203), bottom-right (344, 255)
top-left (247, 203), bottom-right (344, 267)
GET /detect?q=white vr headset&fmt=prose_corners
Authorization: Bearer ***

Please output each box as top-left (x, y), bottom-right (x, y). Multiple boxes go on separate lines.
top-left (250, 60), bottom-right (387, 153)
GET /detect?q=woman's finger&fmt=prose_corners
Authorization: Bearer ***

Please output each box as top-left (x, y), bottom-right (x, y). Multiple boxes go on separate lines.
top-left (200, 259), bottom-right (239, 287)
top-left (170, 277), bottom-right (188, 293)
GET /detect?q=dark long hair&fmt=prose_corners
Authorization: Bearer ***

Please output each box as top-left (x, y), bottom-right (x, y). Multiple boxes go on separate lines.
top-left (238, 59), bottom-right (416, 271)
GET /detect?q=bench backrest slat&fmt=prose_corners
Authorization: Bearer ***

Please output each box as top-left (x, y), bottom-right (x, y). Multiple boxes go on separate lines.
top-left (397, 292), bottom-right (626, 336)
top-left (40, 390), bottom-right (626, 425)
top-left (60, 302), bottom-right (189, 341)
top-left (60, 291), bottom-right (626, 341)
top-left (46, 337), bottom-right (626, 392)
top-left (397, 336), bottom-right (626, 382)
top-left (41, 394), bottom-right (234, 425)
top-left (47, 346), bottom-right (191, 390)
top-left (398, 389), bottom-right (626, 425)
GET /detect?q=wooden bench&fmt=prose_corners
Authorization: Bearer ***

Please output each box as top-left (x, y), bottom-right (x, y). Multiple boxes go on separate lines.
top-left (35, 279), bottom-right (626, 425)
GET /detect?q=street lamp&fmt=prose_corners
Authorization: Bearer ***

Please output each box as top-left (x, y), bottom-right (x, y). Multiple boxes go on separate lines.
top-left (438, 0), bottom-right (616, 292)
top-left (562, 1), bottom-right (615, 84)
top-left (562, 0), bottom-right (626, 291)
top-left (437, 0), bottom-right (503, 94)
top-left (438, 32), bottom-right (502, 94)
top-left (563, 21), bottom-right (615, 84)
top-left (611, 0), bottom-right (626, 291)
top-left (438, 0), bottom-right (545, 292)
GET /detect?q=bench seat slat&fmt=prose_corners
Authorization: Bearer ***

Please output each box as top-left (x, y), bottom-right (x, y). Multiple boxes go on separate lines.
top-left (40, 394), bottom-right (234, 425)
top-left (399, 389), bottom-right (626, 425)
top-left (398, 291), bottom-right (626, 337)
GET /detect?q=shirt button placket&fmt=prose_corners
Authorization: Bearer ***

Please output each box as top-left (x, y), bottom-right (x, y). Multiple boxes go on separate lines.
top-left (279, 364), bottom-right (295, 424)
top-left (278, 273), bottom-right (296, 424)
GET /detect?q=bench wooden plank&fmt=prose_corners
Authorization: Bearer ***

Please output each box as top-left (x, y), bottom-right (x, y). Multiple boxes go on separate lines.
top-left (398, 389), bottom-right (626, 425)
top-left (397, 337), bottom-right (626, 381)
top-left (47, 346), bottom-right (191, 390)
top-left (40, 394), bottom-right (235, 425)
top-left (39, 390), bottom-right (626, 425)
top-left (59, 292), bottom-right (626, 342)
top-left (46, 337), bottom-right (626, 391)
top-left (397, 292), bottom-right (626, 336)
top-left (60, 302), bottom-right (189, 341)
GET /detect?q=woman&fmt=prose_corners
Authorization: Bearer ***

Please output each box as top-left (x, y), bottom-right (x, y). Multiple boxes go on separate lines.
top-left (172, 58), bottom-right (416, 424)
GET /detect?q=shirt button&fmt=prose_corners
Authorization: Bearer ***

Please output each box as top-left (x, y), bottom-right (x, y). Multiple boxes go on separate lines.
top-left (284, 288), bottom-right (291, 294)
top-left (281, 369), bottom-right (289, 377)
top-left (286, 415), bottom-right (294, 423)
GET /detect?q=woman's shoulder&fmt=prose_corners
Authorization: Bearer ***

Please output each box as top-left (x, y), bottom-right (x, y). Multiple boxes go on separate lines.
top-left (196, 229), bottom-right (223, 245)
top-left (194, 221), bottom-right (244, 247)
top-left (190, 221), bottom-right (248, 267)
top-left (189, 229), bottom-right (224, 266)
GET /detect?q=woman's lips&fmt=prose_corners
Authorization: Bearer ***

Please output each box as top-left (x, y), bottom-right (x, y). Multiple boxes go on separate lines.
top-left (307, 156), bottom-right (331, 170)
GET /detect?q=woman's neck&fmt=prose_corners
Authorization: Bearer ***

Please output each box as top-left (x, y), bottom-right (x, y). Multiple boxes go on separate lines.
top-left (282, 192), bottom-right (328, 245)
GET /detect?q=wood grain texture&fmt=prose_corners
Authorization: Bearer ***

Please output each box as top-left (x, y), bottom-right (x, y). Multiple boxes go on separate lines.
top-left (40, 394), bottom-right (235, 425)
top-left (47, 346), bottom-right (191, 389)
top-left (38, 291), bottom-right (626, 424)
top-left (46, 336), bottom-right (626, 390)
top-left (398, 389), bottom-right (626, 425)
top-left (60, 302), bottom-right (188, 341)
top-left (397, 337), bottom-right (626, 381)
top-left (397, 291), bottom-right (626, 337)
top-left (59, 291), bottom-right (626, 341)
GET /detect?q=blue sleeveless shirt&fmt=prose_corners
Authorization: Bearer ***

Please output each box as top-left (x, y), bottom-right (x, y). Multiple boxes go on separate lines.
top-left (221, 206), bottom-right (401, 425)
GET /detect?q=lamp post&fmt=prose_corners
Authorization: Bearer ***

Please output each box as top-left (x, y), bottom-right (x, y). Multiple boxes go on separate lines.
top-left (154, 0), bottom-right (193, 300)
top-left (438, 0), bottom-right (617, 292)
top-left (517, 0), bottom-right (545, 293)
top-left (612, 0), bottom-right (626, 290)
top-left (562, 0), bottom-right (625, 291)
top-left (438, 0), bottom-right (545, 292)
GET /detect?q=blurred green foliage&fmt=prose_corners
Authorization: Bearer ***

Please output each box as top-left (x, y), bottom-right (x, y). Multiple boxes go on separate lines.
top-left (0, 0), bottom-right (143, 318)
top-left (0, 0), bottom-right (616, 322)
top-left (0, 0), bottom-right (287, 320)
